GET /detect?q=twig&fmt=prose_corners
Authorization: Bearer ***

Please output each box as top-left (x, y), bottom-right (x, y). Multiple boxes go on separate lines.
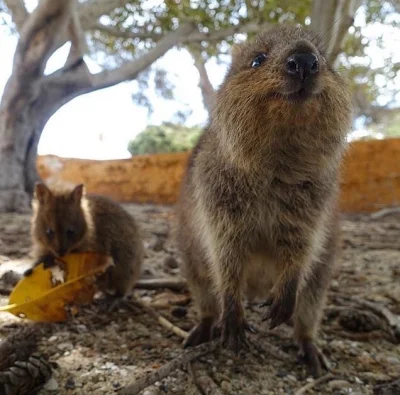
top-left (324, 328), bottom-right (390, 342)
top-left (257, 334), bottom-right (294, 362)
top-left (132, 299), bottom-right (188, 340)
top-left (119, 340), bottom-right (219, 395)
top-left (188, 362), bottom-right (224, 395)
top-left (254, 339), bottom-right (292, 362)
top-left (370, 207), bottom-right (400, 220)
top-left (135, 278), bottom-right (188, 292)
top-left (294, 373), bottom-right (334, 395)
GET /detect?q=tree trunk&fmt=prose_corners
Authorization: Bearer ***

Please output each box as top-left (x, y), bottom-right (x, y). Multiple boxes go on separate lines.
top-left (0, 0), bottom-right (73, 212)
top-left (0, 114), bottom-right (33, 212)
top-left (0, 99), bottom-right (54, 212)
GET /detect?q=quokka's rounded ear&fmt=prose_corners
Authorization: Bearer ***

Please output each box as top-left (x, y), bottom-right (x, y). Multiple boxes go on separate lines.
top-left (34, 183), bottom-right (52, 204)
top-left (230, 43), bottom-right (244, 60)
top-left (70, 184), bottom-right (86, 203)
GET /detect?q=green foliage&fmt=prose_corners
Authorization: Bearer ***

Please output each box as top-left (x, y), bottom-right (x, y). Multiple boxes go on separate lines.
top-left (127, 122), bottom-right (202, 156)
top-left (382, 113), bottom-right (400, 137)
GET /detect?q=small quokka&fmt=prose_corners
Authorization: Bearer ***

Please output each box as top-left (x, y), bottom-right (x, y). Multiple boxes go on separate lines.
top-left (176, 25), bottom-right (352, 377)
top-left (26, 183), bottom-right (144, 307)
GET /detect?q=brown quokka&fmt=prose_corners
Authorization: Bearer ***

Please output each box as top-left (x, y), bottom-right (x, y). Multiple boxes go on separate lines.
top-left (26, 183), bottom-right (144, 308)
top-left (176, 25), bottom-right (351, 377)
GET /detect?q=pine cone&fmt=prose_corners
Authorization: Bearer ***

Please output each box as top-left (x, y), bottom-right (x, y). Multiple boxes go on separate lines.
top-left (0, 354), bottom-right (52, 395)
top-left (338, 309), bottom-right (383, 332)
top-left (0, 327), bottom-right (39, 371)
top-left (374, 378), bottom-right (400, 395)
top-left (0, 327), bottom-right (53, 395)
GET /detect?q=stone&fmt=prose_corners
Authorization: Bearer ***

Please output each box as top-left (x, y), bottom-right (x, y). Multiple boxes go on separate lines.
top-left (43, 377), bottom-right (59, 391)
top-left (328, 380), bottom-right (352, 390)
top-left (57, 342), bottom-right (73, 351)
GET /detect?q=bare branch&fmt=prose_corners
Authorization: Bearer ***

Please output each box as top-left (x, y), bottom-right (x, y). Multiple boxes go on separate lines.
top-left (294, 373), bottom-right (334, 395)
top-left (311, 0), bottom-right (363, 63)
top-left (0, 0), bottom-right (73, 142)
top-left (50, 0), bottom-right (132, 54)
top-left (120, 340), bottom-right (219, 395)
top-left (189, 47), bottom-right (216, 114)
top-left (388, 0), bottom-right (400, 13)
top-left (12, 0), bottom-right (73, 81)
top-left (3, 0), bottom-right (28, 31)
top-left (43, 22), bottom-right (195, 99)
top-left (65, 1), bottom-right (88, 67)
top-left (91, 22), bottom-right (195, 90)
top-left (135, 278), bottom-right (188, 292)
top-left (353, 89), bottom-right (400, 123)
top-left (132, 299), bottom-right (188, 340)
top-left (91, 21), bottom-right (272, 44)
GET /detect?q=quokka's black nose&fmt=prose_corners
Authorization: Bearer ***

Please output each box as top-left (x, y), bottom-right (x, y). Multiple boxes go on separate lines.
top-left (286, 53), bottom-right (319, 81)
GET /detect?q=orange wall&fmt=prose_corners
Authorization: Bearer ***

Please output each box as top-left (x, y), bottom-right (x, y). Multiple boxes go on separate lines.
top-left (37, 138), bottom-right (400, 213)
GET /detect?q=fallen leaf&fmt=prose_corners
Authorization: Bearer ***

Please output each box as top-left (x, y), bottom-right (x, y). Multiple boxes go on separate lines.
top-left (0, 252), bottom-right (112, 322)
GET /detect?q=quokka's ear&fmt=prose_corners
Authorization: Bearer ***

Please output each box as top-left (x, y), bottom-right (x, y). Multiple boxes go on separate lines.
top-left (70, 184), bottom-right (86, 203)
top-left (231, 43), bottom-right (241, 58)
top-left (35, 183), bottom-right (52, 205)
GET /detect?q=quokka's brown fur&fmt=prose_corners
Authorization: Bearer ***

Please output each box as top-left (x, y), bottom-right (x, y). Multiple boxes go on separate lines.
top-left (28, 183), bottom-right (144, 299)
top-left (175, 25), bottom-right (352, 377)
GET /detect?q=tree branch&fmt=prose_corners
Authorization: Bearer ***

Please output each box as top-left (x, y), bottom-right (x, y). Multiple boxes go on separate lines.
top-left (189, 47), bottom-right (216, 114)
top-left (65, 0), bottom-right (88, 67)
top-left (89, 22), bottom-right (195, 91)
top-left (42, 23), bottom-right (196, 102)
top-left (12, 0), bottom-right (73, 81)
top-left (3, 0), bottom-right (28, 32)
top-left (353, 89), bottom-right (400, 124)
top-left (388, 0), bottom-right (400, 13)
top-left (311, 0), bottom-right (363, 64)
top-left (120, 340), bottom-right (219, 395)
top-left (0, 0), bottom-right (73, 130)
top-left (91, 21), bottom-right (272, 44)
top-left (49, 0), bottom-right (133, 55)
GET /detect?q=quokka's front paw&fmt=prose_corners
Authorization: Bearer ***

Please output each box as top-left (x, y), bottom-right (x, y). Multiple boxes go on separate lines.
top-left (220, 309), bottom-right (250, 355)
top-left (24, 255), bottom-right (57, 277)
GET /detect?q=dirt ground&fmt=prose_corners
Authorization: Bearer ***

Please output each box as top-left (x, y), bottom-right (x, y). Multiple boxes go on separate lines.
top-left (0, 204), bottom-right (399, 395)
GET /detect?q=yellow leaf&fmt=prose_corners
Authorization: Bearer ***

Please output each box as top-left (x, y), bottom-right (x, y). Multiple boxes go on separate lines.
top-left (0, 252), bottom-right (112, 322)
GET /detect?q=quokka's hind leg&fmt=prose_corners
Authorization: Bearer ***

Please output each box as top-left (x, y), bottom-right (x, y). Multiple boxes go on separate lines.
top-left (183, 268), bottom-right (220, 348)
top-left (293, 222), bottom-right (339, 378)
top-left (97, 249), bottom-right (142, 313)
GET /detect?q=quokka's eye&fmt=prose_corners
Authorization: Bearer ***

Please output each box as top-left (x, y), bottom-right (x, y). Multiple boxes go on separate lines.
top-left (66, 228), bottom-right (75, 237)
top-left (46, 228), bottom-right (54, 240)
top-left (251, 53), bottom-right (268, 68)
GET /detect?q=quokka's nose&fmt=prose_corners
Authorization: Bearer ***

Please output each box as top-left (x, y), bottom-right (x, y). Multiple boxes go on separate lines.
top-left (286, 53), bottom-right (319, 81)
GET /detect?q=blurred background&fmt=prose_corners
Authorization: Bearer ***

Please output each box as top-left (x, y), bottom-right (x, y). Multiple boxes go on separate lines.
top-left (0, 0), bottom-right (399, 212)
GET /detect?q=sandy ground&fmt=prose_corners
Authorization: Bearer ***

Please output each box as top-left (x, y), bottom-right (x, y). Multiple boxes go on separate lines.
top-left (0, 204), bottom-right (399, 395)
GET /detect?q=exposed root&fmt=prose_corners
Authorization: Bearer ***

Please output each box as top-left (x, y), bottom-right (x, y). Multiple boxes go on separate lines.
top-left (131, 298), bottom-right (188, 340)
top-left (370, 207), bottom-right (400, 220)
top-left (119, 340), bottom-right (219, 395)
top-left (294, 373), bottom-right (334, 395)
top-left (188, 362), bottom-right (224, 395)
top-left (135, 278), bottom-right (188, 292)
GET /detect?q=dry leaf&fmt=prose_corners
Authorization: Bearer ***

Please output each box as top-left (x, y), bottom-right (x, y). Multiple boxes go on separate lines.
top-left (0, 253), bottom-right (112, 322)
